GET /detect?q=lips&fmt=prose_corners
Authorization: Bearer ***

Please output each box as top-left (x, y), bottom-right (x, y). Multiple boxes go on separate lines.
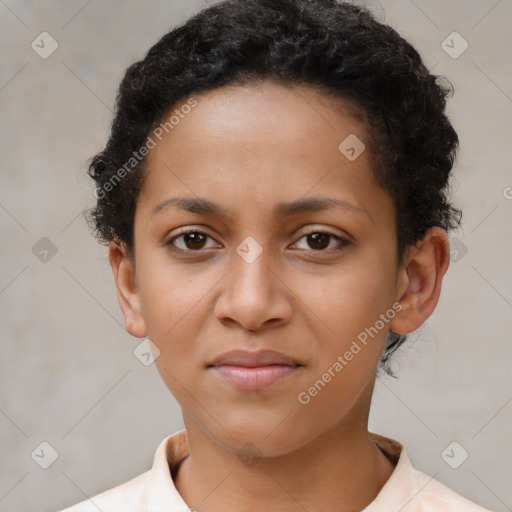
top-left (208, 349), bottom-right (302, 368)
top-left (207, 349), bottom-right (303, 391)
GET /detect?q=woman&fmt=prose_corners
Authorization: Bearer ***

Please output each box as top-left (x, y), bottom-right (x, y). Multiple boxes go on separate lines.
top-left (60, 0), bottom-right (493, 510)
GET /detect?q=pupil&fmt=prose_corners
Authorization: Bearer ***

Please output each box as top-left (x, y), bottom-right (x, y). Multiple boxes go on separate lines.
top-left (309, 233), bottom-right (328, 250)
top-left (185, 233), bottom-right (206, 250)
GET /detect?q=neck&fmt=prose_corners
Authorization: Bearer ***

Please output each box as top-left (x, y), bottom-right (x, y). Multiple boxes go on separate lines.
top-left (174, 412), bottom-right (395, 512)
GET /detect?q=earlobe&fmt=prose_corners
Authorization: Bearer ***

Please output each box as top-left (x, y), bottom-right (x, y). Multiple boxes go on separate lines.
top-left (390, 227), bottom-right (450, 335)
top-left (108, 240), bottom-right (147, 338)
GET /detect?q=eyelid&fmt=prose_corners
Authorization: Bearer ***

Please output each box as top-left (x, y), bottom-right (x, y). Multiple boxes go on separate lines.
top-left (295, 224), bottom-right (352, 240)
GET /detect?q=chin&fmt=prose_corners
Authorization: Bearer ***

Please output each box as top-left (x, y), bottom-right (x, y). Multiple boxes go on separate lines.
top-left (205, 413), bottom-right (314, 458)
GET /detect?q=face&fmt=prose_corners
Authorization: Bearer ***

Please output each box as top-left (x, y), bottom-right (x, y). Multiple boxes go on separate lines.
top-left (119, 81), bottom-right (409, 456)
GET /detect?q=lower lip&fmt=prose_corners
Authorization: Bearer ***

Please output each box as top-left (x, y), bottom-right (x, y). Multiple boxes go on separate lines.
top-left (210, 364), bottom-right (300, 391)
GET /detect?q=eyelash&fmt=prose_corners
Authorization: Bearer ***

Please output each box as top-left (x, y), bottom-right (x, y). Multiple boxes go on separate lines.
top-left (165, 228), bottom-right (352, 255)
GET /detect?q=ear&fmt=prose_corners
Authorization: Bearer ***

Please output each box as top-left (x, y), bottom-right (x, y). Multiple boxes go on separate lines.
top-left (108, 240), bottom-right (147, 338)
top-left (389, 227), bottom-right (450, 335)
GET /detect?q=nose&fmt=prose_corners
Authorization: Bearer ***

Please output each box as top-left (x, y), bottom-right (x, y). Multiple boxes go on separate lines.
top-left (213, 247), bottom-right (294, 332)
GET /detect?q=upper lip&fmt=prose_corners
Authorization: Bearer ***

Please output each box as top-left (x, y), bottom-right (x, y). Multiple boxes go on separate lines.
top-left (208, 349), bottom-right (302, 368)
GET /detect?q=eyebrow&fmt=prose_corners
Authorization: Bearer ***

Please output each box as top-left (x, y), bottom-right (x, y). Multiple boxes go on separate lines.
top-left (151, 196), bottom-right (369, 220)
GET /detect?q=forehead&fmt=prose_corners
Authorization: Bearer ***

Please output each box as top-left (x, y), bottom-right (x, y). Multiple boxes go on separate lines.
top-left (167, 80), bottom-right (368, 145)
top-left (136, 80), bottom-right (391, 225)
top-left (143, 81), bottom-right (371, 172)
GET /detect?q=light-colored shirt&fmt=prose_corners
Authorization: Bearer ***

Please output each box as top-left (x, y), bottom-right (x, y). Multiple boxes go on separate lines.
top-left (59, 429), bottom-right (493, 512)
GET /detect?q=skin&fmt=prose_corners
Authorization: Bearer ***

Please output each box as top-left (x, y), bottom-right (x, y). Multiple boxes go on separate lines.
top-left (109, 80), bottom-right (450, 512)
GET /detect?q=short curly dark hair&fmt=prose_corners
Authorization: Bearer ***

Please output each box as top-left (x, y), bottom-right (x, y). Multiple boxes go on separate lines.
top-left (85, 0), bottom-right (461, 376)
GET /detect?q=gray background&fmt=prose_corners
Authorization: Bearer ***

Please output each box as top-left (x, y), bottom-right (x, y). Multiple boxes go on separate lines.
top-left (1, 1), bottom-right (511, 511)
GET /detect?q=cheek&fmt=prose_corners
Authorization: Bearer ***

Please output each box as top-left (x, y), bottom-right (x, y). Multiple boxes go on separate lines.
top-left (293, 269), bottom-right (390, 424)
top-left (137, 254), bottom-right (218, 391)
top-left (138, 252), bottom-right (213, 338)
top-left (295, 256), bottom-right (396, 396)
top-left (298, 258), bottom-right (395, 340)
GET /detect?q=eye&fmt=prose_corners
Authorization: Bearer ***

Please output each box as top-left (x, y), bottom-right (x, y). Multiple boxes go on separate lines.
top-left (166, 229), bottom-right (219, 252)
top-left (291, 230), bottom-right (351, 252)
top-left (165, 227), bottom-right (351, 255)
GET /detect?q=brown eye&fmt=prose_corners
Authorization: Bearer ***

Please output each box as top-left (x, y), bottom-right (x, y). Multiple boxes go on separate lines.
top-left (181, 232), bottom-right (208, 250)
top-left (293, 231), bottom-right (350, 252)
top-left (167, 230), bottom-right (217, 252)
top-left (306, 233), bottom-right (331, 250)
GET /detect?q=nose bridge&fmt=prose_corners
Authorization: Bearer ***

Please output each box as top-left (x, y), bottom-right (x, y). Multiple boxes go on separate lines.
top-left (214, 235), bottom-right (293, 330)
top-left (231, 235), bottom-right (275, 299)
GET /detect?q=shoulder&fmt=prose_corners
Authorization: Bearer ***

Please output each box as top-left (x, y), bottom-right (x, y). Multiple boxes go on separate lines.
top-left (410, 467), bottom-right (493, 511)
top-left (368, 432), bottom-right (494, 512)
top-left (57, 470), bottom-right (150, 512)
